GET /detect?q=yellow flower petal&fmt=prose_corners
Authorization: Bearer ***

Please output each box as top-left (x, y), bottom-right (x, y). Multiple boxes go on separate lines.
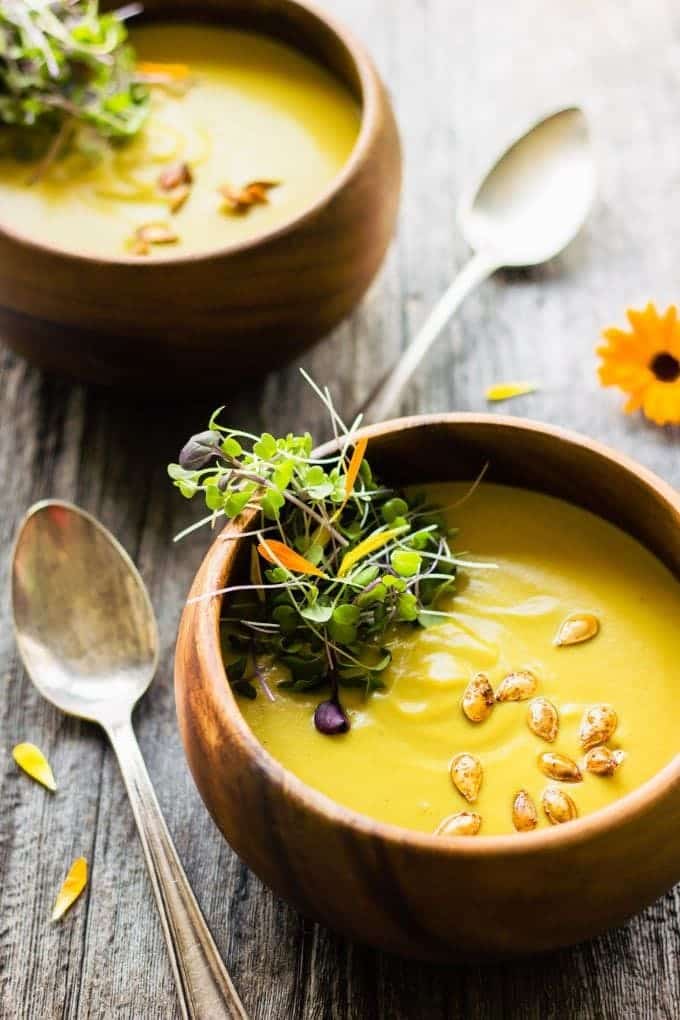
top-left (337, 527), bottom-right (403, 578)
top-left (52, 857), bottom-right (88, 922)
top-left (485, 381), bottom-right (537, 402)
top-left (12, 742), bottom-right (56, 791)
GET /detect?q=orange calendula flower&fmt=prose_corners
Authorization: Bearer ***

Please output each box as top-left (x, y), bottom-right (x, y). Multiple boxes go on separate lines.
top-left (597, 303), bottom-right (680, 426)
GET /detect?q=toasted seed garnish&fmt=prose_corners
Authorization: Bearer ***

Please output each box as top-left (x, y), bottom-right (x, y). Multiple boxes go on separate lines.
top-left (158, 160), bottom-right (193, 191)
top-left (512, 789), bottom-right (538, 832)
top-left (538, 751), bottom-right (582, 783)
top-left (450, 752), bottom-right (483, 803)
top-left (554, 612), bottom-right (600, 647)
top-left (542, 786), bottom-right (577, 825)
top-left (167, 183), bottom-right (191, 213)
top-left (496, 669), bottom-right (538, 702)
top-left (129, 237), bottom-right (150, 256)
top-left (219, 179), bottom-right (280, 213)
top-left (527, 697), bottom-right (559, 742)
top-left (135, 222), bottom-right (179, 245)
top-left (584, 746), bottom-right (626, 776)
top-left (579, 703), bottom-right (618, 750)
top-left (462, 672), bottom-right (495, 723)
top-left (435, 811), bottom-right (482, 836)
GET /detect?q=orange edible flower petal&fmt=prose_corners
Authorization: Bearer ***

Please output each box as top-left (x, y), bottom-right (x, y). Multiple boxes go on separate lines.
top-left (158, 161), bottom-right (193, 192)
top-left (136, 61), bottom-right (191, 80)
top-left (257, 539), bottom-right (325, 577)
top-left (344, 437), bottom-right (368, 499)
top-left (12, 742), bottom-right (56, 791)
top-left (52, 857), bottom-right (88, 922)
top-left (337, 527), bottom-right (403, 578)
top-left (485, 382), bottom-right (537, 402)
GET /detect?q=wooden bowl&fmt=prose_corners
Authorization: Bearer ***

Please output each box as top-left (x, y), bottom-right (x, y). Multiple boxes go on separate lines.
top-left (0, 0), bottom-right (401, 388)
top-left (174, 415), bottom-right (680, 961)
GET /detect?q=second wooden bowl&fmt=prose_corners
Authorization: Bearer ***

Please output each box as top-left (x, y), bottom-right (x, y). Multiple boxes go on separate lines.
top-left (0, 0), bottom-right (401, 388)
top-left (174, 416), bottom-right (680, 960)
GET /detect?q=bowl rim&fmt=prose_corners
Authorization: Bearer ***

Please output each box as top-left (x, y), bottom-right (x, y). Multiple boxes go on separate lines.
top-left (0, 0), bottom-right (380, 268)
top-left (183, 412), bottom-right (680, 857)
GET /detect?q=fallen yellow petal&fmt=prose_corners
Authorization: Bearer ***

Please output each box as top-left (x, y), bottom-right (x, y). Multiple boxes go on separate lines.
top-left (52, 857), bottom-right (88, 922)
top-left (337, 527), bottom-right (403, 578)
top-left (12, 742), bottom-right (56, 791)
top-left (485, 382), bottom-right (538, 402)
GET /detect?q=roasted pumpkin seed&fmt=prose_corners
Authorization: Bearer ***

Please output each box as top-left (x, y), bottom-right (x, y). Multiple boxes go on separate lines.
top-left (538, 751), bottom-right (582, 783)
top-left (584, 746), bottom-right (626, 776)
top-left (462, 672), bottom-right (495, 723)
top-left (450, 752), bottom-right (483, 803)
top-left (542, 786), bottom-right (578, 825)
top-left (527, 697), bottom-right (559, 742)
top-left (579, 703), bottom-right (618, 750)
top-left (512, 789), bottom-right (538, 832)
top-left (435, 811), bottom-right (482, 836)
top-left (496, 669), bottom-right (538, 702)
top-left (554, 612), bottom-right (600, 647)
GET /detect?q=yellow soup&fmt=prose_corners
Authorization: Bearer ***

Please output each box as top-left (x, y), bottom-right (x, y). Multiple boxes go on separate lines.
top-left (239, 483), bottom-right (680, 836)
top-left (0, 24), bottom-right (361, 258)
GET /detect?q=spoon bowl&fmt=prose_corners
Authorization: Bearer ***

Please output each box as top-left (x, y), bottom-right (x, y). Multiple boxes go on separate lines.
top-left (362, 105), bottom-right (596, 423)
top-left (12, 500), bottom-right (157, 725)
top-left (459, 106), bottom-right (595, 266)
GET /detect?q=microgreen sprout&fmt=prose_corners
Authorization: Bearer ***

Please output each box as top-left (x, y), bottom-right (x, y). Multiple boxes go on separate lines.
top-left (169, 382), bottom-right (464, 735)
top-left (0, 1), bottom-right (150, 167)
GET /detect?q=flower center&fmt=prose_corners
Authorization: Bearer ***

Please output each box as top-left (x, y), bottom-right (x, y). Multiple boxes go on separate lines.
top-left (650, 352), bottom-right (680, 382)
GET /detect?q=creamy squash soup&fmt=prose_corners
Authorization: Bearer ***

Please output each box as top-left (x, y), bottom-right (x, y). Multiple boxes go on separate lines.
top-left (235, 483), bottom-right (680, 836)
top-left (170, 407), bottom-right (680, 839)
top-left (0, 21), bottom-right (360, 258)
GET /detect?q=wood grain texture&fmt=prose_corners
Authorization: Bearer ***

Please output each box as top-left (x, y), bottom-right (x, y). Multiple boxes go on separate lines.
top-left (1, 0), bottom-right (679, 1016)
top-left (0, 0), bottom-right (401, 389)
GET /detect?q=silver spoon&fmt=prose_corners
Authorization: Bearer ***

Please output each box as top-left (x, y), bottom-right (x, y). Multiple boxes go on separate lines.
top-left (362, 106), bottom-right (596, 423)
top-left (11, 500), bottom-right (248, 1020)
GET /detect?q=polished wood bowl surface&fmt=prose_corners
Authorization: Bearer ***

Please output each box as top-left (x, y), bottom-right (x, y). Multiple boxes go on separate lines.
top-left (0, 0), bottom-right (401, 388)
top-left (175, 415), bottom-right (680, 960)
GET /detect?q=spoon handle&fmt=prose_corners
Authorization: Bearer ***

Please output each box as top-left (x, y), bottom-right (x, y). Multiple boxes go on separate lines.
top-left (107, 719), bottom-right (248, 1020)
top-left (360, 250), bottom-right (500, 424)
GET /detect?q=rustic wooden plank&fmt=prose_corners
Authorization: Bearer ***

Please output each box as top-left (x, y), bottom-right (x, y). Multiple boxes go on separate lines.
top-left (1, 0), bottom-right (679, 1017)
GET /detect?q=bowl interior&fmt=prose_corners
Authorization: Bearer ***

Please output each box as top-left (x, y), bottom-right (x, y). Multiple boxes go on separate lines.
top-left (313, 416), bottom-right (680, 580)
top-left (127, 0), bottom-right (365, 104)
top-left (0, 0), bottom-right (372, 265)
top-left (209, 416), bottom-right (680, 845)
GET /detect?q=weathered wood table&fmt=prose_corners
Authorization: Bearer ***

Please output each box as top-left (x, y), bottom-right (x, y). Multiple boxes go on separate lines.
top-left (2, 1), bottom-right (679, 1016)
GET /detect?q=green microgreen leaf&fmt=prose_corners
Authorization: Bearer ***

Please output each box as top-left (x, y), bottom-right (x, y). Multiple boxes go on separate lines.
top-left (299, 602), bottom-right (333, 624)
top-left (0, 1), bottom-right (151, 158)
top-left (253, 433), bottom-right (277, 459)
top-left (390, 549), bottom-right (423, 577)
top-left (382, 497), bottom-right (409, 523)
top-left (168, 375), bottom-right (483, 731)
